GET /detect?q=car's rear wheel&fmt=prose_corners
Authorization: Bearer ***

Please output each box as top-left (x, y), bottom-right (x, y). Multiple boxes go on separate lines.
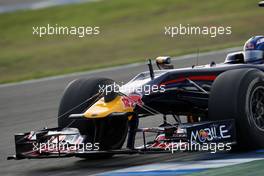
top-left (58, 78), bottom-right (128, 155)
top-left (209, 68), bottom-right (264, 150)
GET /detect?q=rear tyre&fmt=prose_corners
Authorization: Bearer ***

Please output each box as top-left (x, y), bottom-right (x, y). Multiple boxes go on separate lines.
top-left (209, 68), bottom-right (264, 149)
top-left (58, 78), bottom-right (128, 155)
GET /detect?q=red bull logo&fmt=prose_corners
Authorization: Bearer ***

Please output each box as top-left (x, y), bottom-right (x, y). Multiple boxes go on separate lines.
top-left (121, 94), bottom-right (143, 108)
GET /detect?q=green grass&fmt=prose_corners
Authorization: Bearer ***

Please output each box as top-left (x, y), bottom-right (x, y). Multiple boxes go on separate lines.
top-left (0, 0), bottom-right (264, 83)
top-left (188, 159), bottom-right (264, 176)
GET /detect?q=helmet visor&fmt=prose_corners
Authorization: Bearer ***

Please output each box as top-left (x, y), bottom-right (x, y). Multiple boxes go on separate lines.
top-left (244, 50), bottom-right (264, 63)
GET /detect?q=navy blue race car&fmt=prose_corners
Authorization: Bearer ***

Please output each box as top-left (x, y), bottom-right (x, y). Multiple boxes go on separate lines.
top-left (8, 2), bottom-right (264, 160)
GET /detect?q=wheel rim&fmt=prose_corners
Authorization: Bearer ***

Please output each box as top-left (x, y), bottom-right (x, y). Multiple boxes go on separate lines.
top-left (249, 86), bottom-right (264, 131)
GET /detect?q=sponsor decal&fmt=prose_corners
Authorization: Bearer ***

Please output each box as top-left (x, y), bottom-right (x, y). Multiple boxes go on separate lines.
top-left (121, 93), bottom-right (143, 108)
top-left (160, 75), bottom-right (217, 86)
top-left (187, 120), bottom-right (235, 144)
top-left (190, 125), bottom-right (231, 143)
top-left (198, 129), bottom-right (209, 142)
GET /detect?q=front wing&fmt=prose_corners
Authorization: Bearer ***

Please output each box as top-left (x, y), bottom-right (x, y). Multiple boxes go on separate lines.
top-left (7, 119), bottom-right (236, 160)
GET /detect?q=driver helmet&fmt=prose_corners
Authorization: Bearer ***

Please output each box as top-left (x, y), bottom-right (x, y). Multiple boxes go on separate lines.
top-left (244, 36), bottom-right (264, 64)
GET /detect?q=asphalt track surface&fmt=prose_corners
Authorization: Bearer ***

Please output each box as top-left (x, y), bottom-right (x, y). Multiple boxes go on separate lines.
top-left (0, 48), bottom-right (246, 176)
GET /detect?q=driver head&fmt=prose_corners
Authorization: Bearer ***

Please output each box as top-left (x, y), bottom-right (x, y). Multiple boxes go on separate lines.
top-left (244, 36), bottom-right (264, 64)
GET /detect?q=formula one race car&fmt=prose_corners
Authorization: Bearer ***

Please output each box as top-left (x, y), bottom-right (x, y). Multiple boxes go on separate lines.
top-left (8, 2), bottom-right (264, 160)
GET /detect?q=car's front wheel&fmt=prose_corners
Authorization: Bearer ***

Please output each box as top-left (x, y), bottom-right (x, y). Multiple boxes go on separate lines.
top-left (209, 68), bottom-right (264, 150)
top-left (58, 78), bottom-right (128, 154)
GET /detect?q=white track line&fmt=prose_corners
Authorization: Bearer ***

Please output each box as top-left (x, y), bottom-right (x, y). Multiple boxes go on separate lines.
top-left (98, 157), bottom-right (264, 175)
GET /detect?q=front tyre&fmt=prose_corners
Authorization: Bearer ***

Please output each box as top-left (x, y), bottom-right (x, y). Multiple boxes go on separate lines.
top-left (58, 78), bottom-right (128, 152)
top-left (209, 68), bottom-right (264, 149)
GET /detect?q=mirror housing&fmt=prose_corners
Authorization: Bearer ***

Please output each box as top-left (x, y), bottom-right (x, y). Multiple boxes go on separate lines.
top-left (224, 51), bottom-right (244, 64)
top-left (155, 56), bottom-right (174, 69)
